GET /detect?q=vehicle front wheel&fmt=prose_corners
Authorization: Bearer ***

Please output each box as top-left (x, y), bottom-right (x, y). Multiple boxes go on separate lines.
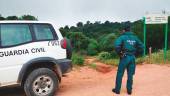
top-left (24, 68), bottom-right (59, 96)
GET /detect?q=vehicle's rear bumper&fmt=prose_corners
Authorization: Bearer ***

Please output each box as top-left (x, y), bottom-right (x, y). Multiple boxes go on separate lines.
top-left (57, 59), bottom-right (72, 74)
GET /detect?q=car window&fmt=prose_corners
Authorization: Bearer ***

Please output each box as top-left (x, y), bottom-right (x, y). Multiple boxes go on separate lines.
top-left (1, 24), bottom-right (32, 47)
top-left (33, 24), bottom-right (54, 40)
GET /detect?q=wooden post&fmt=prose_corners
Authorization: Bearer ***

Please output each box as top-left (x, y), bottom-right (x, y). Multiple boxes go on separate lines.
top-left (149, 47), bottom-right (152, 64)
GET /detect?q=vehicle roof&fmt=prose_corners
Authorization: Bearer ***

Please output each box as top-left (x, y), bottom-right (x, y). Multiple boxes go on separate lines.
top-left (0, 20), bottom-right (53, 24)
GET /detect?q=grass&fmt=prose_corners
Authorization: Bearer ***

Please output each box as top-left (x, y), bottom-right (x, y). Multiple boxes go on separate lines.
top-left (136, 56), bottom-right (146, 64)
top-left (102, 59), bottom-right (119, 66)
top-left (73, 50), bottom-right (170, 67)
top-left (71, 53), bottom-right (85, 66)
top-left (88, 63), bottom-right (97, 69)
top-left (98, 50), bottom-right (170, 66)
top-left (148, 50), bottom-right (170, 64)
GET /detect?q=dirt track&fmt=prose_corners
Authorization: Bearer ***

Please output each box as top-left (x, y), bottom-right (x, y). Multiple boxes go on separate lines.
top-left (0, 64), bottom-right (170, 96)
top-left (58, 64), bottom-right (170, 96)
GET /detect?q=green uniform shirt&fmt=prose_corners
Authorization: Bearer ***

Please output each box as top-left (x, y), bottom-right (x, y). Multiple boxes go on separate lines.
top-left (114, 32), bottom-right (144, 55)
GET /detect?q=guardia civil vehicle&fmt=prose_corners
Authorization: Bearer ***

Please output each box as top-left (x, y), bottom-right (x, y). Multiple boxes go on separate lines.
top-left (0, 21), bottom-right (72, 96)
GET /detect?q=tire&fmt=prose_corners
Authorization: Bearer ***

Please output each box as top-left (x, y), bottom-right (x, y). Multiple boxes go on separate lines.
top-left (24, 68), bottom-right (59, 96)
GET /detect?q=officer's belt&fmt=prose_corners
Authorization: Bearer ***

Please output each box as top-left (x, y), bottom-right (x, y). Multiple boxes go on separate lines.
top-left (123, 50), bottom-right (135, 55)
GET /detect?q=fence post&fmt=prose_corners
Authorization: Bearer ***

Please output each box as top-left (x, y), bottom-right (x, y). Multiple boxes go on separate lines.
top-left (164, 23), bottom-right (168, 63)
top-left (143, 17), bottom-right (146, 56)
top-left (149, 47), bottom-right (152, 64)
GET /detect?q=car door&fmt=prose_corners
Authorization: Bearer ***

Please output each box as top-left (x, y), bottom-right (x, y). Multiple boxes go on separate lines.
top-left (0, 23), bottom-right (33, 85)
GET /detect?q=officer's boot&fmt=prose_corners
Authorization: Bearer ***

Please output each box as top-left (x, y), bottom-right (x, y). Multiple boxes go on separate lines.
top-left (127, 90), bottom-right (132, 95)
top-left (112, 88), bottom-right (120, 94)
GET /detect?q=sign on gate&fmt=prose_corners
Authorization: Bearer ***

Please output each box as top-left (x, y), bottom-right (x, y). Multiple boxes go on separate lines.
top-left (145, 14), bottom-right (168, 24)
top-left (143, 13), bottom-right (169, 63)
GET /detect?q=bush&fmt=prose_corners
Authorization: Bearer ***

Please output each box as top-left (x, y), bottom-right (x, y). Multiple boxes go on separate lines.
top-left (88, 63), bottom-right (97, 69)
top-left (110, 51), bottom-right (118, 58)
top-left (167, 50), bottom-right (170, 63)
top-left (66, 32), bottom-right (89, 52)
top-left (149, 50), bottom-right (167, 64)
top-left (98, 33), bottom-right (117, 52)
top-left (87, 39), bottom-right (99, 56)
top-left (98, 52), bottom-right (112, 60)
top-left (103, 59), bottom-right (119, 66)
top-left (71, 53), bottom-right (84, 66)
top-left (136, 57), bottom-right (145, 64)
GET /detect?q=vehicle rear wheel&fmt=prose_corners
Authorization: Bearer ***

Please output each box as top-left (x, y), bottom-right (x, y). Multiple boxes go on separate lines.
top-left (24, 68), bottom-right (59, 96)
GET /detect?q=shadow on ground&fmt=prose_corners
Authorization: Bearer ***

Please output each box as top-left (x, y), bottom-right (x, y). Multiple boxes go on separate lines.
top-left (0, 86), bottom-right (26, 96)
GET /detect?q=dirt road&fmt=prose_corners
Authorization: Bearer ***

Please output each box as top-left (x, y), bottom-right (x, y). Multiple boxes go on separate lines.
top-left (0, 64), bottom-right (170, 96)
top-left (57, 64), bottom-right (170, 96)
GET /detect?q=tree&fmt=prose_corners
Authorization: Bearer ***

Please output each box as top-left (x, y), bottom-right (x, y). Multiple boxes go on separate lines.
top-left (66, 32), bottom-right (89, 51)
top-left (64, 25), bottom-right (70, 31)
top-left (0, 15), bottom-right (5, 20)
top-left (59, 27), bottom-right (66, 36)
top-left (76, 22), bottom-right (83, 27)
top-left (99, 33), bottom-right (117, 52)
top-left (70, 26), bottom-right (79, 32)
top-left (20, 15), bottom-right (38, 20)
top-left (104, 21), bottom-right (110, 26)
top-left (87, 39), bottom-right (99, 55)
top-left (59, 26), bottom-right (70, 36)
top-left (6, 16), bottom-right (19, 20)
top-left (60, 17), bottom-right (170, 54)
top-left (86, 21), bottom-right (90, 24)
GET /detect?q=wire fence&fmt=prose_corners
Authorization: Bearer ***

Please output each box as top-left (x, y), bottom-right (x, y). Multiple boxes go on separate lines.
top-left (146, 49), bottom-right (170, 64)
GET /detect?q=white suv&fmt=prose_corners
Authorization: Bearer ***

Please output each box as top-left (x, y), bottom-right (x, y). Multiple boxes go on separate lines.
top-left (0, 21), bottom-right (72, 96)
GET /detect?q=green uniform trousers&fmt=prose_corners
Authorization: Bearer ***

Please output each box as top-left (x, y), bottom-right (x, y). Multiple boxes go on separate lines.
top-left (114, 54), bottom-right (136, 92)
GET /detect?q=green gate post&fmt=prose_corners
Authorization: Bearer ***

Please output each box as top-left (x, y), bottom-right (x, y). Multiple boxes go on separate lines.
top-left (164, 23), bottom-right (168, 63)
top-left (143, 17), bottom-right (146, 56)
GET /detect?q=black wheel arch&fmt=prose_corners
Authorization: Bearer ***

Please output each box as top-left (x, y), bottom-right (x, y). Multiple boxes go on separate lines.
top-left (18, 57), bottom-right (62, 86)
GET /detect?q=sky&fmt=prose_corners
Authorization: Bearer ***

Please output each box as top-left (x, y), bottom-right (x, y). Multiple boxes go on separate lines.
top-left (0, 0), bottom-right (170, 28)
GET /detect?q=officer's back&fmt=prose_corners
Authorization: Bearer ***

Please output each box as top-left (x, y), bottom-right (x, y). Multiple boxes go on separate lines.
top-left (114, 30), bottom-right (144, 56)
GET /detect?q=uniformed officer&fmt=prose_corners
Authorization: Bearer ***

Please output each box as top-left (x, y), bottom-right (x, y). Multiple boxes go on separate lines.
top-left (112, 25), bottom-right (144, 95)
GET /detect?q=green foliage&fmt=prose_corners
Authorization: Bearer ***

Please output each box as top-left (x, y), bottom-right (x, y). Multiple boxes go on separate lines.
top-left (150, 50), bottom-right (164, 64)
top-left (88, 63), bottom-right (97, 69)
top-left (6, 16), bottom-right (19, 20)
top-left (60, 17), bottom-right (170, 54)
top-left (0, 16), bottom-right (5, 20)
top-left (67, 32), bottom-right (89, 52)
top-left (110, 51), bottom-right (118, 58)
top-left (76, 22), bottom-right (83, 27)
top-left (20, 15), bottom-right (38, 20)
top-left (59, 27), bottom-right (66, 36)
top-left (101, 50), bottom-right (170, 66)
top-left (87, 39), bottom-right (99, 56)
top-left (136, 50), bottom-right (170, 64)
top-left (0, 14), bottom-right (38, 21)
top-left (167, 50), bottom-right (170, 62)
top-left (102, 59), bottom-right (119, 66)
top-left (98, 52), bottom-right (112, 60)
top-left (99, 33), bottom-right (116, 52)
top-left (136, 57), bottom-right (146, 64)
top-left (148, 50), bottom-right (170, 64)
top-left (60, 21), bottom-right (123, 39)
top-left (71, 53), bottom-right (84, 66)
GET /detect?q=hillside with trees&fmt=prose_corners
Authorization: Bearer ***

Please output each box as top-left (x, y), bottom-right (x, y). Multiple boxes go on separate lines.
top-left (60, 17), bottom-right (170, 55)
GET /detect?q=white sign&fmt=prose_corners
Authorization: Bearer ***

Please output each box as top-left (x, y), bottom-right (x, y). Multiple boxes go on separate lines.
top-left (145, 14), bottom-right (168, 24)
